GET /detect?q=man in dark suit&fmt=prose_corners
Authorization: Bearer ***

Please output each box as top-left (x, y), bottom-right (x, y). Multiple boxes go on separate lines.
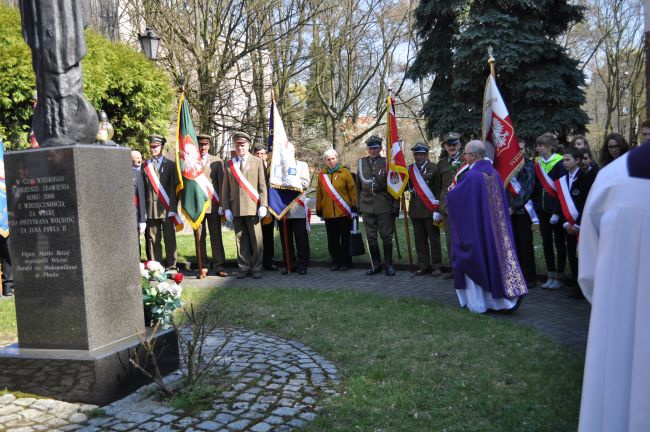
top-left (131, 150), bottom-right (146, 258)
top-left (253, 145), bottom-right (277, 271)
top-left (197, 134), bottom-right (228, 277)
top-left (141, 134), bottom-right (179, 269)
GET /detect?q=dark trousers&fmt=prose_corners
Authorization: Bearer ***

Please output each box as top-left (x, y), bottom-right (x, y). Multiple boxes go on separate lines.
top-left (411, 217), bottom-right (442, 271)
top-left (145, 217), bottom-right (177, 268)
top-left (566, 233), bottom-right (579, 281)
top-left (261, 220), bottom-right (275, 267)
top-left (0, 236), bottom-right (13, 295)
top-left (538, 211), bottom-right (566, 274)
top-left (325, 217), bottom-right (352, 266)
top-left (278, 218), bottom-right (310, 271)
top-left (198, 213), bottom-right (226, 271)
top-left (511, 213), bottom-right (537, 283)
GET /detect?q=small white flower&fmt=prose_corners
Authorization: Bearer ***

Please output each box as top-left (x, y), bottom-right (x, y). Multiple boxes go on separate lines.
top-left (158, 282), bottom-right (171, 294)
top-left (146, 261), bottom-right (164, 272)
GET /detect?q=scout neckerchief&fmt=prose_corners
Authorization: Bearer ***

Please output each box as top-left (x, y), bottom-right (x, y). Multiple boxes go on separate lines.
top-left (143, 160), bottom-right (183, 228)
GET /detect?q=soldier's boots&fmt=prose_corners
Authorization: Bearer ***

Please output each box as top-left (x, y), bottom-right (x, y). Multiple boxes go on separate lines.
top-left (366, 245), bottom-right (383, 275)
top-left (384, 244), bottom-right (396, 276)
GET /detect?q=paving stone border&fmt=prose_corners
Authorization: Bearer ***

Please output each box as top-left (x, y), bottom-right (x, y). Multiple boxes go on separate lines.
top-left (0, 328), bottom-right (339, 431)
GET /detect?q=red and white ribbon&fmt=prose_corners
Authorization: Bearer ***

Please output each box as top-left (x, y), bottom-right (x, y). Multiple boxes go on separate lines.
top-left (555, 176), bottom-right (579, 226)
top-left (143, 161), bottom-right (183, 228)
top-left (228, 159), bottom-right (260, 204)
top-left (319, 172), bottom-right (352, 218)
top-left (509, 177), bottom-right (539, 224)
top-left (408, 164), bottom-right (439, 212)
top-left (534, 161), bottom-right (557, 198)
top-left (448, 163), bottom-right (470, 191)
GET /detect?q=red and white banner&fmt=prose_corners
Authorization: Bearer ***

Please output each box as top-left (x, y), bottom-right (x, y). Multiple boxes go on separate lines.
top-left (534, 161), bottom-right (557, 198)
top-left (386, 96), bottom-right (409, 199)
top-left (228, 159), bottom-right (260, 204)
top-left (319, 172), bottom-right (352, 218)
top-left (482, 74), bottom-right (524, 186)
top-left (408, 164), bottom-right (439, 212)
top-left (143, 161), bottom-right (183, 228)
top-left (555, 176), bottom-right (579, 226)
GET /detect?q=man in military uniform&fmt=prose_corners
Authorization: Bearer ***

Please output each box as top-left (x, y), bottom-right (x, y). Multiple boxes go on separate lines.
top-left (357, 135), bottom-right (400, 276)
top-left (408, 143), bottom-right (442, 277)
top-left (222, 132), bottom-right (268, 279)
top-left (435, 132), bottom-right (463, 279)
top-left (142, 134), bottom-right (179, 269)
top-left (197, 134), bottom-right (228, 277)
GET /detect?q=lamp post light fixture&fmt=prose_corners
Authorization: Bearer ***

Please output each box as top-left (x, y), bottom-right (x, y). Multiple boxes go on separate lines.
top-left (138, 27), bottom-right (161, 61)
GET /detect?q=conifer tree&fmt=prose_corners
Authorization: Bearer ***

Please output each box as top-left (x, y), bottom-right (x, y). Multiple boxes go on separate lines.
top-left (408, 0), bottom-right (588, 143)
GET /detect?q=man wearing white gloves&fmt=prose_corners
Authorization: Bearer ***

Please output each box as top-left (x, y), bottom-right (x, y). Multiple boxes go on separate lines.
top-left (222, 131), bottom-right (268, 279)
top-left (142, 135), bottom-right (180, 269)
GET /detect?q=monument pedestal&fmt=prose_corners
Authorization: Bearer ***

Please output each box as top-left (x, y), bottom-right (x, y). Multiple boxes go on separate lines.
top-left (0, 145), bottom-right (179, 404)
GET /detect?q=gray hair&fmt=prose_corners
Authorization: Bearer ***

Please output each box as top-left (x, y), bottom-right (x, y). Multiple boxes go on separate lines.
top-left (323, 148), bottom-right (338, 160)
top-left (466, 140), bottom-right (486, 158)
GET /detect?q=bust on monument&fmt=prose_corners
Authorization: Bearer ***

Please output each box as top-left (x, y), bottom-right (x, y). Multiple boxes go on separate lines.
top-left (19, 0), bottom-right (99, 147)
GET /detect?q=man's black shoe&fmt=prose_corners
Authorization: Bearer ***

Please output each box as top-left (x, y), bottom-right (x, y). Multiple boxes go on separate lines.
top-left (330, 265), bottom-right (340, 271)
top-left (298, 269), bottom-right (307, 275)
top-left (281, 269), bottom-right (290, 275)
top-left (338, 265), bottom-right (349, 271)
top-left (384, 264), bottom-right (396, 276)
top-left (264, 264), bottom-right (278, 271)
top-left (366, 264), bottom-right (382, 275)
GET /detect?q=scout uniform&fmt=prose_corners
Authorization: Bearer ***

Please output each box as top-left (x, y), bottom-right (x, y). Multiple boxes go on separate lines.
top-left (356, 135), bottom-right (400, 276)
top-left (407, 143), bottom-right (442, 276)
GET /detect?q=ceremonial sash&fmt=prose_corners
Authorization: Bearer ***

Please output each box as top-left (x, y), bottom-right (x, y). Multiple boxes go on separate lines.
top-left (408, 164), bottom-right (439, 212)
top-left (534, 161), bottom-right (557, 198)
top-left (228, 159), bottom-right (260, 204)
top-left (448, 163), bottom-right (470, 191)
top-left (555, 176), bottom-right (579, 226)
top-left (509, 177), bottom-right (540, 224)
top-left (319, 172), bottom-right (352, 218)
top-left (296, 198), bottom-right (311, 232)
top-left (143, 161), bottom-right (183, 228)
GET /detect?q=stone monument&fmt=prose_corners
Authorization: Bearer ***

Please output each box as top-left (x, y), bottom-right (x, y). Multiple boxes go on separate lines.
top-left (0, 0), bottom-right (179, 405)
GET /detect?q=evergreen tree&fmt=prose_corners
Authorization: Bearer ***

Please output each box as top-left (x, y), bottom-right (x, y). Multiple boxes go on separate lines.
top-left (408, 0), bottom-right (588, 144)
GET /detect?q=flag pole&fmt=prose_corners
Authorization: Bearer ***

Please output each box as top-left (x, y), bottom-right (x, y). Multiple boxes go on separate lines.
top-left (282, 216), bottom-right (292, 274)
top-left (387, 87), bottom-right (402, 261)
top-left (399, 140), bottom-right (414, 277)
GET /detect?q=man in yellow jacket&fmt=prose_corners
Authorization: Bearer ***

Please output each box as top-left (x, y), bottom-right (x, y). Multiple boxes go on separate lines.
top-left (316, 148), bottom-right (357, 271)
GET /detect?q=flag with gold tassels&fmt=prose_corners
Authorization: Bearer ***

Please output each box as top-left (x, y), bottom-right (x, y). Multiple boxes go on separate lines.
top-left (386, 95), bottom-right (409, 199)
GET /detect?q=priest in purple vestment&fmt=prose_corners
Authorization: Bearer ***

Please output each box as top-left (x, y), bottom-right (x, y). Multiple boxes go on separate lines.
top-left (446, 140), bottom-right (527, 313)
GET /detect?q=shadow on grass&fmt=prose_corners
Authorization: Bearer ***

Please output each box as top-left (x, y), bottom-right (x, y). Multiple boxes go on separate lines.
top-left (182, 286), bottom-right (584, 432)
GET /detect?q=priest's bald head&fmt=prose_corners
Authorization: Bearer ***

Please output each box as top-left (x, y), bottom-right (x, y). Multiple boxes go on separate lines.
top-left (463, 140), bottom-right (486, 164)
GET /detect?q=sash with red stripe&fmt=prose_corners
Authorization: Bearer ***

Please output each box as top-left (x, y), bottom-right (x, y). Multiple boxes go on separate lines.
top-left (448, 163), bottom-right (470, 192)
top-left (408, 164), bottom-right (439, 212)
top-left (228, 159), bottom-right (260, 204)
top-left (143, 161), bottom-right (183, 228)
top-left (319, 172), bottom-right (352, 218)
top-left (555, 176), bottom-right (579, 226)
top-left (534, 161), bottom-right (557, 198)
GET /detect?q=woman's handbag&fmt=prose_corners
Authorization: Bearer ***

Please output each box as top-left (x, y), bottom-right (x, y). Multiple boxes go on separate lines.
top-left (349, 216), bottom-right (366, 256)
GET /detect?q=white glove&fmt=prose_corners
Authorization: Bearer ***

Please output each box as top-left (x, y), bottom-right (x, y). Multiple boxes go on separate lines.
top-left (573, 224), bottom-right (580, 231)
top-left (351, 212), bottom-right (358, 219)
top-left (550, 214), bottom-right (560, 225)
top-left (258, 206), bottom-right (268, 218)
top-left (225, 209), bottom-right (233, 222)
top-left (433, 212), bottom-right (442, 223)
top-left (218, 207), bottom-right (224, 216)
top-left (562, 222), bottom-right (570, 230)
top-left (139, 222), bottom-right (146, 234)
top-left (168, 211), bottom-right (177, 219)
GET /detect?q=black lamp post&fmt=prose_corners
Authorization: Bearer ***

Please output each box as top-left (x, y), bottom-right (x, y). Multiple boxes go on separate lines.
top-left (138, 27), bottom-right (161, 61)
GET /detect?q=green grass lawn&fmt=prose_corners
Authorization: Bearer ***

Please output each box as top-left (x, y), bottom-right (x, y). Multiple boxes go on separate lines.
top-left (0, 287), bottom-right (583, 430)
top-left (159, 222), bottom-right (550, 274)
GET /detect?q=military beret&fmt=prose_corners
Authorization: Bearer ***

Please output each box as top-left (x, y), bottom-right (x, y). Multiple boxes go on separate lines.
top-left (411, 142), bottom-right (430, 153)
top-left (442, 132), bottom-right (461, 145)
top-left (232, 131), bottom-right (252, 143)
top-left (196, 134), bottom-right (211, 142)
top-left (365, 135), bottom-right (383, 148)
top-left (148, 134), bottom-right (166, 145)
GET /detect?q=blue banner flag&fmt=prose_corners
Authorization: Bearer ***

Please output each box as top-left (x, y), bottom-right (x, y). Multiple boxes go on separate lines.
top-left (0, 138), bottom-right (8, 238)
top-left (267, 97), bottom-right (301, 219)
